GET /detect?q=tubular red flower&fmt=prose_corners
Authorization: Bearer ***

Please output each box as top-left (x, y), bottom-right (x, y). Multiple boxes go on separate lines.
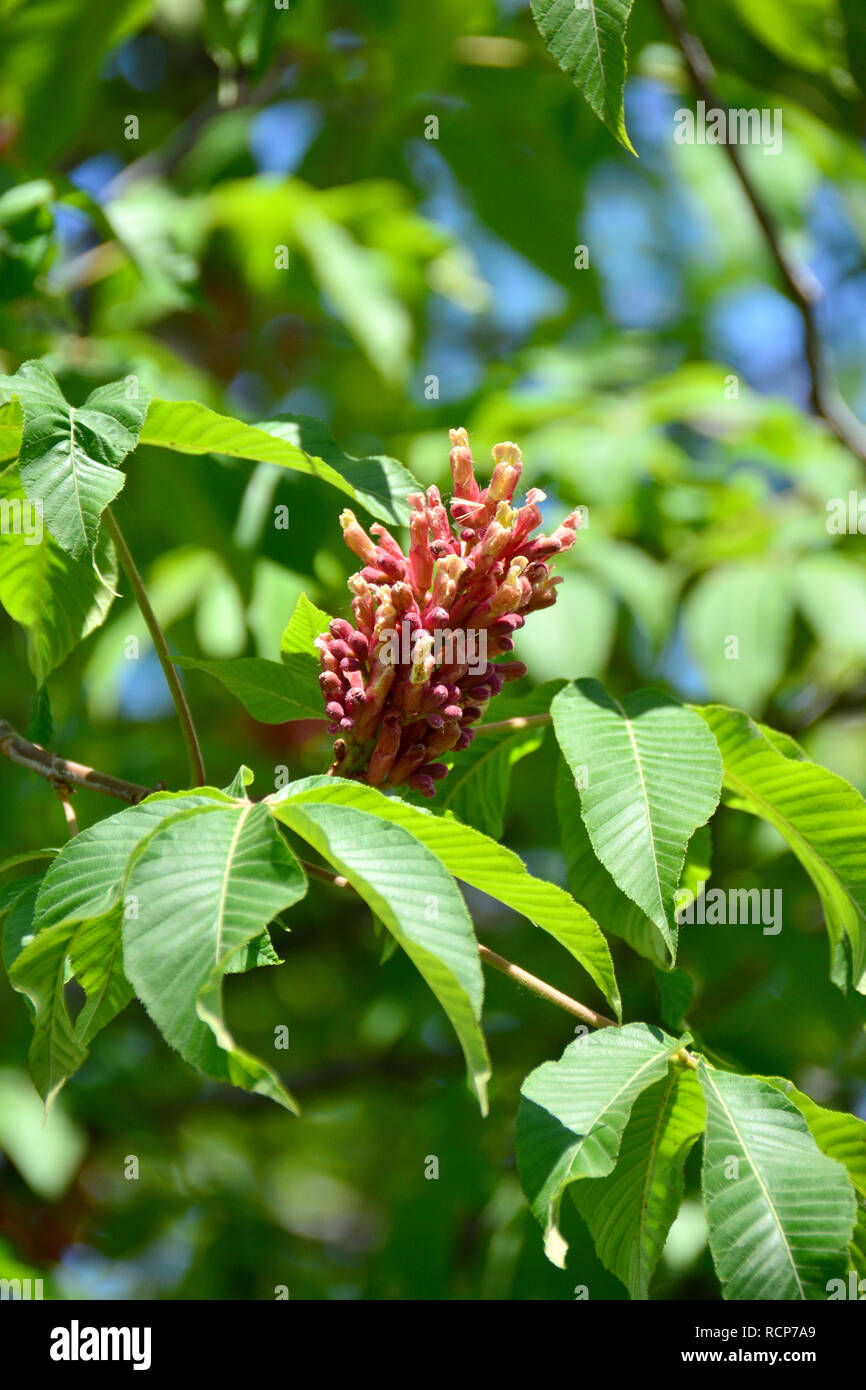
top-left (317, 430), bottom-right (581, 790)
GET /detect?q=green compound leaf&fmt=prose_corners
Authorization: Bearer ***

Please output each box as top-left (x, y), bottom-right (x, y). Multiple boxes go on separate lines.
top-left (573, 1066), bottom-right (705, 1299)
top-left (516, 1023), bottom-right (685, 1267)
top-left (271, 775), bottom-right (620, 1019)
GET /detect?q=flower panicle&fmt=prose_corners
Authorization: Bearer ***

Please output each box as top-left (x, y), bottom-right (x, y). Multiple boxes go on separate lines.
top-left (317, 430), bottom-right (582, 792)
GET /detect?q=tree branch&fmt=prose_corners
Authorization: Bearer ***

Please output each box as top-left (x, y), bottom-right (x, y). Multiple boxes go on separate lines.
top-left (103, 508), bottom-right (207, 786)
top-left (0, 719), bottom-right (696, 1067)
top-left (655, 0), bottom-right (866, 464)
top-left (0, 720), bottom-right (153, 803)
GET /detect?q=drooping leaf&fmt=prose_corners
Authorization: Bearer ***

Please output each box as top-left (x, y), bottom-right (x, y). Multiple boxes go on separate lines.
top-left (123, 801), bottom-right (307, 1112)
top-left (0, 469), bottom-right (118, 683)
top-left (1, 874), bottom-right (44, 977)
top-left (176, 653), bottom-right (324, 723)
top-left (769, 1079), bottom-right (866, 1278)
top-left (795, 553), bottom-right (866, 662)
top-left (697, 704), bottom-right (866, 994)
top-left (698, 1065), bottom-right (855, 1300)
top-left (0, 362), bottom-right (149, 558)
top-left (270, 795), bottom-right (491, 1112)
top-left (271, 775), bottom-right (619, 1017)
top-left (556, 756), bottom-right (713, 972)
top-left (10, 917), bottom-right (89, 1105)
top-left (572, 1066), bottom-right (705, 1299)
top-left (516, 1023), bottom-right (685, 1266)
top-left (33, 789), bottom-right (233, 933)
top-left (530, 0), bottom-right (636, 152)
top-left (139, 400), bottom-right (418, 525)
top-left (553, 680), bottom-right (722, 962)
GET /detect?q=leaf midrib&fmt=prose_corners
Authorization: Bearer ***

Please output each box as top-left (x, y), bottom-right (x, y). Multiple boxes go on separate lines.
top-left (609, 694), bottom-right (667, 932)
top-left (704, 1069), bottom-right (805, 1300)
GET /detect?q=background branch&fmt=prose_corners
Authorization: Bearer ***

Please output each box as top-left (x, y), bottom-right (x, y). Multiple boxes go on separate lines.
top-left (655, 0), bottom-right (866, 464)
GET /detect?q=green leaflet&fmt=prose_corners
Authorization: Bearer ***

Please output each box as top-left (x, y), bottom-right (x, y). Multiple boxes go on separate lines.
top-left (11, 792), bottom-right (232, 1102)
top-left (0, 361), bottom-right (149, 558)
top-left (698, 1065), bottom-right (855, 1300)
top-left (270, 796), bottom-right (491, 1113)
top-left (556, 754), bottom-right (712, 972)
top-left (553, 680), bottom-right (722, 963)
top-left (768, 1079), bottom-right (866, 1279)
top-left (572, 1066), bottom-right (705, 1299)
top-left (516, 1023), bottom-right (685, 1266)
top-left (1, 875), bottom-right (44, 978)
top-left (123, 801), bottom-right (307, 1112)
top-left (34, 789), bottom-right (233, 931)
top-left (176, 653), bottom-right (324, 722)
top-left (280, 592), bottom-right (334, 659)
top-left (0, 468), bottom-right (118, 683)
top-left (697, 703), bottom-right (866, 994)
top-left (139, 400), bottom-right (418, 525)
top-left (271, 775), bottom-right (620, 1017)
top-left (530, 0), bottom-right (636, 153)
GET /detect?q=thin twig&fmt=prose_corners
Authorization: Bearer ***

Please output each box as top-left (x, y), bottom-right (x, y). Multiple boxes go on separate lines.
top-left (103, 508), bottom-right (206, 786)
top-left (296, 851), bottom-right (698, 1066)
top-left (0, 722), bottom-right (696, 1066)
top-left (655, 0), bottom-right (866, 464)
top-left (476, 943), bottom-right (615, 1030)
top-left (0, 720), bottom-right (153, 803)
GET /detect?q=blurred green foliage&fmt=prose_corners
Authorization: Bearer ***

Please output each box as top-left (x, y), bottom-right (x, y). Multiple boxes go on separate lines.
top-left (0, 0), bottom-right (865, 1300)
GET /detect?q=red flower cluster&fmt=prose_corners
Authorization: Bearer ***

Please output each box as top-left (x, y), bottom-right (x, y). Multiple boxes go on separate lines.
top-left (316, 428), bottom-right (582, 795)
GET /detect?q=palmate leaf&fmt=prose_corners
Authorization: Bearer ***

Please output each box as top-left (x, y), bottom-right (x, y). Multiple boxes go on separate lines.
top-left (530, 0), bottom-right (636, 153)
top-left (270, 776), bottom-right (619, 1017)
top-left (698, 1066), bottom-right (855, 1300)
top-left (697, 704), bottom-right (866, 994)
top-left (0, 468), bottom-right (118, 684)
top-left (123, 801), bottom-right (307, 1113)
top-left (177, 653), bottom-right (324, 723)
top-left (270, 795), bottom-right (490, 1112)
top-left (515, 1023), bottom-right (685, 1267)
top-left (11, 791), bottom-right (234, 1101)
top-left (139, 400), bottom-right (418, 525)
top-left (0, 362), bottom-right (148, 558)
top-left (553, 680), bottom-right (722, 963)
top-left (572, 1067), bottom-right (705, 1299)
